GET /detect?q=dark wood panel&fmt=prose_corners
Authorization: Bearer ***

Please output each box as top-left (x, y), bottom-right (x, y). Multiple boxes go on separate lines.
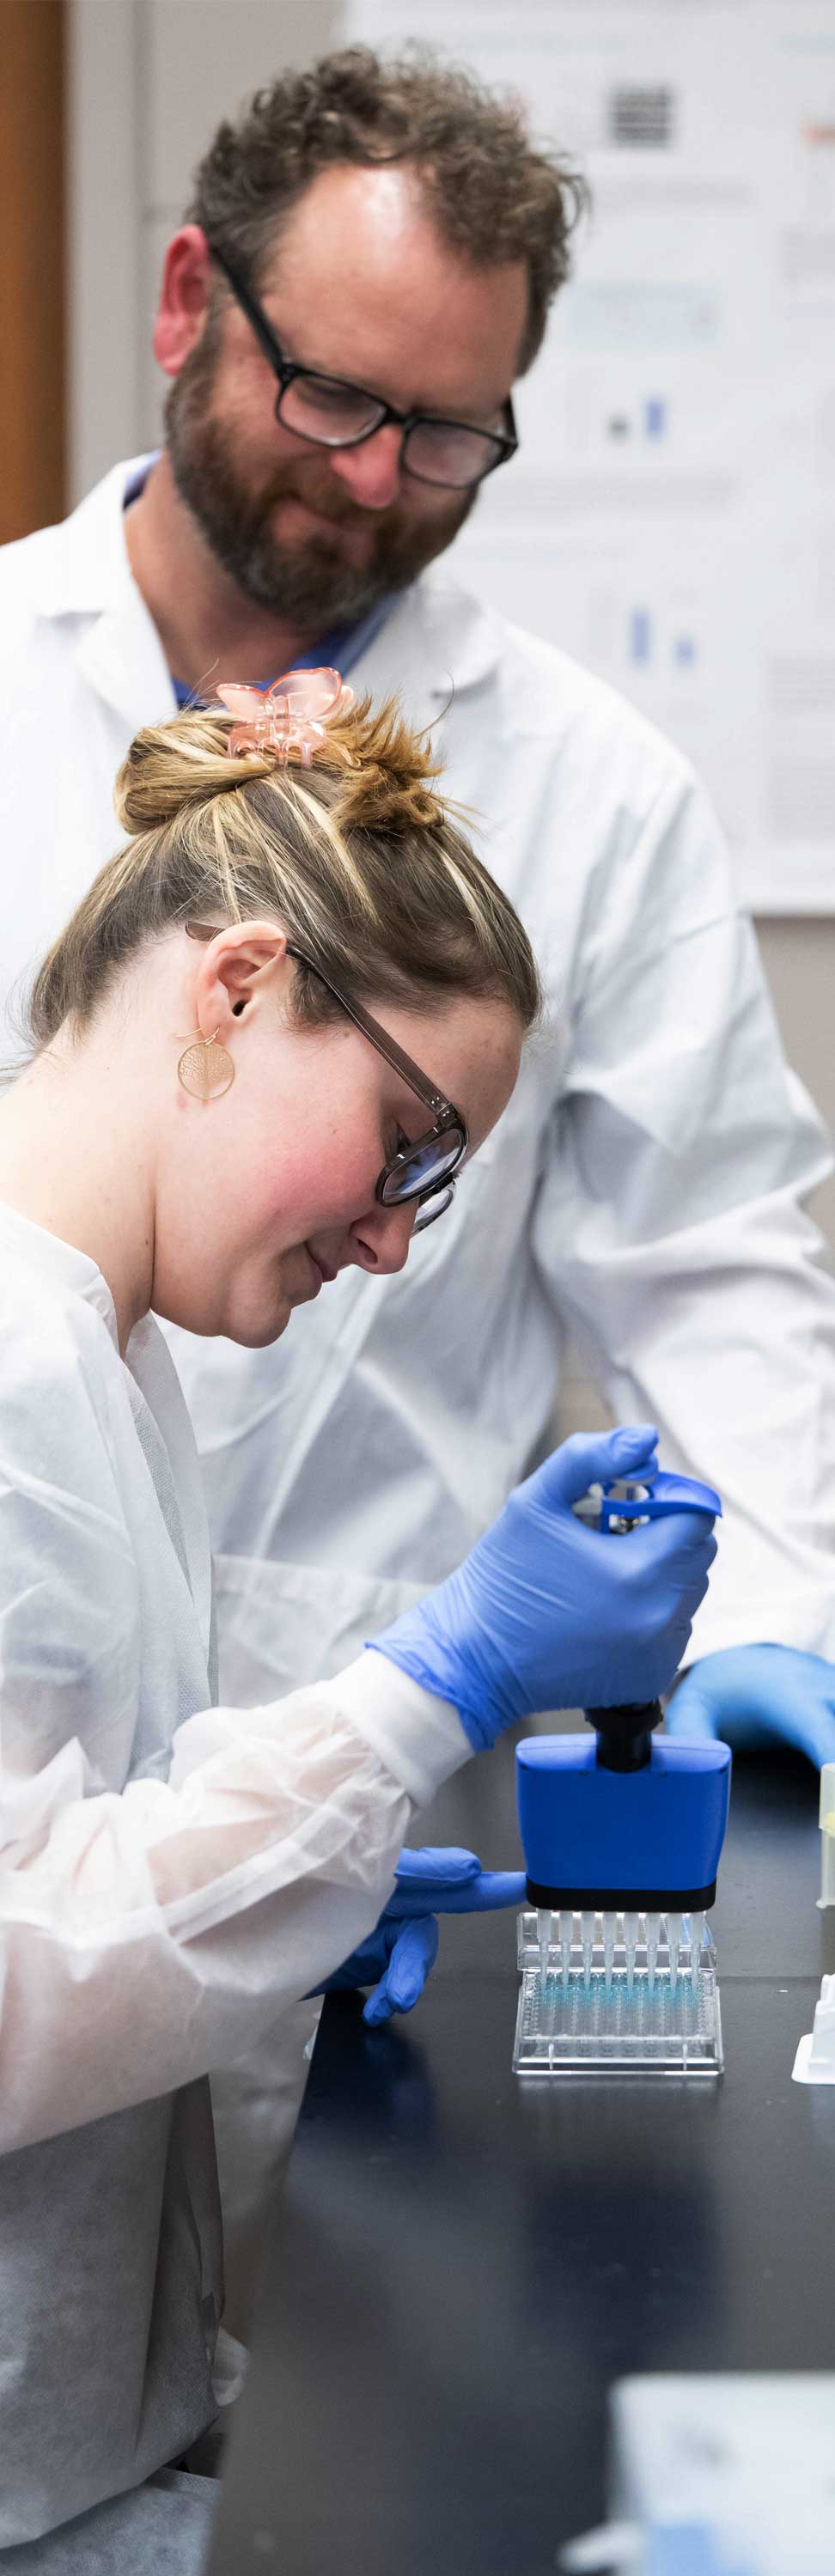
top-left (0, 0), bottom-right (65, 541)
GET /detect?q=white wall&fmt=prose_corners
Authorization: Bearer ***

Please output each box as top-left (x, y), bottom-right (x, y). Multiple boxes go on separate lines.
top-left (68, 0), bottom-right (339, 497)
top-left (67, 0), bottom-right (835, 1277)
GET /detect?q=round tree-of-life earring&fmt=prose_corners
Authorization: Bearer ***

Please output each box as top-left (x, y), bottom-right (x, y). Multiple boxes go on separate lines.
top-left (177, 1029), bottom-right (235, 1101)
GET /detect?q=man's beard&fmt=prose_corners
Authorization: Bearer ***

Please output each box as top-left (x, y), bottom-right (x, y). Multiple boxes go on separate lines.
top-left (165, 330), bottom-right (476, 632)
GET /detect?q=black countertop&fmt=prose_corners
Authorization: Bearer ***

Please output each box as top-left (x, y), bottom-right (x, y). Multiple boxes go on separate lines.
top-left (207, 1737), bottom-right (835, 2574)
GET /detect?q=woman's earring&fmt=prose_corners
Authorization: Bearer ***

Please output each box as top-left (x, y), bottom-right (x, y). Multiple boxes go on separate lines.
top-left (177, 1029), bottom-right (235, 1101)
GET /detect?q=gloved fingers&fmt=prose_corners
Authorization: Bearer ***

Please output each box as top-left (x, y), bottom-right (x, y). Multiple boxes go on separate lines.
top-left (393, 1845), bottom-right (483, 1891)
top-left (667, 1650), bottom-right (835, 1768)
top-left (529, 1425), bottom-right (660, 1512)
top-left (794, 1710), bottom-right (835, 1772)
top-left (409, 1868), bottom-right (527, 1915)
top-left (631, 1507), bottom-right (719, 1560)
top-left (311, 1923), bottom-right (394, 1994)
top-left (385, 1867), bottom-right (527, 1919)
top-left (362, 1915), bottom-right (439, 2025)
top-left (780, 1699), bottom-right (835, 1769)
top-left (667, 1691), bottom-right (773, 1754)
top-left (625, 1513), bottom-right (718, 1583)
top-left (386, 1847), bottom-right (482, 1917)
top-left (665, 1673), bottom-right (726, 1743)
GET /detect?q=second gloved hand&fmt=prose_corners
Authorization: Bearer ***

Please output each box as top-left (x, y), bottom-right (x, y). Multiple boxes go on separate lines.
top-left (371, 1426), bottom-right (717, 1751)
top-left (667, 1643), bottom-right (835, 1769)
top-left (317, 1846), bottom-right (526, 2025)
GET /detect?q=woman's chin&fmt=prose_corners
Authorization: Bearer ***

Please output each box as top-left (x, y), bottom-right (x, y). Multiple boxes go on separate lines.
top-left (232, 1300), bottom-right (294, 1349)
top-left (202, 1283), bottom-right (296, 1349)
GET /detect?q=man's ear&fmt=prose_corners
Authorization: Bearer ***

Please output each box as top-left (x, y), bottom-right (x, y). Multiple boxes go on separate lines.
top-left (154, 226), bottom-right (214, 377)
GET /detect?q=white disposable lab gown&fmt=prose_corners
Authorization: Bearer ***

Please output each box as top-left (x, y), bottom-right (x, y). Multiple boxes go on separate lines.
top-left (0, 1205), bottom-right (469, 2576)
top-left (0, 1201), bottom-right (467, 2570)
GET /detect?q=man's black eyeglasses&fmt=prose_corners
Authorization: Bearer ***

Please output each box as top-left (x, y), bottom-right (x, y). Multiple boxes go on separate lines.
top-left (185, 922), bottom-right (468, 1231)
top-left (208, 242), bottom-right (519, 492)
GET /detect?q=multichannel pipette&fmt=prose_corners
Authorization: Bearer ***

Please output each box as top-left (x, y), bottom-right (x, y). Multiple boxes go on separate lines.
top-left (512, 1471), bottom-right (731, 2077)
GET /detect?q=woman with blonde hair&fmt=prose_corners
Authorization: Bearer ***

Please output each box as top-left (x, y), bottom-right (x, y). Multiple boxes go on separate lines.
top-left (0, 674), bottom-right (714, 2573)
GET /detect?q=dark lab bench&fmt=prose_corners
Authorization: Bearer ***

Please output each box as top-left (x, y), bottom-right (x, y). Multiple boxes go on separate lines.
top-left (207, 1737), bottom-right (835, 2574)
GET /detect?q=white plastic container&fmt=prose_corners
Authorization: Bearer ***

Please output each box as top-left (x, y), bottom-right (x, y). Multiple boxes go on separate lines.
top-left (561, 2373), bottom-right (835, 2573)
top-left (816, 1762), bottom-right (835, 1908)
top-left (792, 1970), bottom-right (835, 2083)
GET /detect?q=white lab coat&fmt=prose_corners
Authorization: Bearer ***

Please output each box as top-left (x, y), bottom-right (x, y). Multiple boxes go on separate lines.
top-left (0, 1199), bottom-right (466, 2570)
top-left (3, 455), bottom-right (835, 2345)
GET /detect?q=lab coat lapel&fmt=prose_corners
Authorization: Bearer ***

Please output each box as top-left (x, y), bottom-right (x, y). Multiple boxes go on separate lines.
top-left (34, 455), bottom-right (175, 733)
top-left (354, 569), bottom-right (500, 726)
top-left (76, 591), bottom-right (174, 734)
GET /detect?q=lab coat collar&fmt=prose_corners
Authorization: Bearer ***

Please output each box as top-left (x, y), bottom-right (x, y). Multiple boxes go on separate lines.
top-left (354, 561), bottom-right (503, 716)
top-left (27, 456), bottom-right (155, 618)
top-left (29, 454), bottom-right (175, 732)
top-left (28, 450), bottom-right (501, 729)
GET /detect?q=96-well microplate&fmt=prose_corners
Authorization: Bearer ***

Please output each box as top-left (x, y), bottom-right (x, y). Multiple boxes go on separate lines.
top-left (513, 1909), bottom-right (722, 2077)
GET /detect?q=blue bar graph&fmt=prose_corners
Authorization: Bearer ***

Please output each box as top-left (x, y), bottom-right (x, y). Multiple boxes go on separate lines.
top-left (644, 397), bottom-right (667, 439)
top-left (629, 608), bottom-right (653, 665)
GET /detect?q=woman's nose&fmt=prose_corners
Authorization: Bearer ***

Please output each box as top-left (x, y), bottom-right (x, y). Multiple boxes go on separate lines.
top-left (350, 1197), bottom-right (418, 1275)
top-left (328, 424), bottom-right (405, 512)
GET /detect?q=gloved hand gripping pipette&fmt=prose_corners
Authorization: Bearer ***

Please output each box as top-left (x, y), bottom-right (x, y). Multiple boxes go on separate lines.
top-left (515, 1471), bottom-right (731, 2077)
top-left (350, 1429), bottom-right (719, 2033)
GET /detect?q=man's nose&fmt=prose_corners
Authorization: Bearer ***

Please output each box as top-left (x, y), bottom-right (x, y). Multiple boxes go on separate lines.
top-left (328, 423), bottom-right (405, 512)
top-left (350, 1197), bottom-right (418, 1275)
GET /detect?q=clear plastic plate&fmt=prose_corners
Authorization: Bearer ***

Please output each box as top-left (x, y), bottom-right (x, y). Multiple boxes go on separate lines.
top-left (513, 1908), bottom-right (723, 2077)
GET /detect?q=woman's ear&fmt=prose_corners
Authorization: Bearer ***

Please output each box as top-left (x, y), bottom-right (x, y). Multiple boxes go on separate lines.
top-left (191, 922), bottom-right (290, 1038)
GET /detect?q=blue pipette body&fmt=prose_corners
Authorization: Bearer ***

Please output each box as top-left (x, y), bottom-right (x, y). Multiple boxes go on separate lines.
top-left (516, 1473), bottom-right (731, 1910)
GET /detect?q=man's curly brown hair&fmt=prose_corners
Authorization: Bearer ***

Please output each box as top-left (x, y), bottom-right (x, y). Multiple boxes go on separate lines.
top-left (186, 44), bottom-right (588, 373)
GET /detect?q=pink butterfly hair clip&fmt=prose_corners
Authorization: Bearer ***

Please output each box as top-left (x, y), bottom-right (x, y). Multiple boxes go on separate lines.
top-left (216, 667), bottom-right (355, 766)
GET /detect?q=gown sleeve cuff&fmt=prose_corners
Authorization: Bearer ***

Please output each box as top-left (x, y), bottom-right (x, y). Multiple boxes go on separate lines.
top-left (332, 1652), bottom-right (472, 1806)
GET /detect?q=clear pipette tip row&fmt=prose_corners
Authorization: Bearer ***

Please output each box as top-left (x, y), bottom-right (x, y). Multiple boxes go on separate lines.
top-left (531, 1908), bottom-right (706, 1999)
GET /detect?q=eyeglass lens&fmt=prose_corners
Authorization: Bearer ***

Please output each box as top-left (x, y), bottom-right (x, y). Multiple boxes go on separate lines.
top-left (413, 1181), bottom-right (454, 1233)
top-left (277, 376), bottom-right (504, 487)
top-left (379, 1130), bottom-right (465, 1207)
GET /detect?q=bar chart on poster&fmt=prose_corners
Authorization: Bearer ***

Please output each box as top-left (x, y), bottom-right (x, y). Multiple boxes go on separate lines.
top-left (345, 0), bottom-right (835, 910)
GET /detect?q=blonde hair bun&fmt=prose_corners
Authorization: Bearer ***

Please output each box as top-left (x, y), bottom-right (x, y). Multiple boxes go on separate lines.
top-left (30, 685), bottom-right (541, 1055)
top-left (113, 694), bottom-right (447, 843)
top-left (114, 713), bottom-right (268, 837)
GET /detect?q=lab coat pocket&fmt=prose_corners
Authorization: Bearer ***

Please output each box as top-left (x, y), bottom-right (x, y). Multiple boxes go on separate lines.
top-left (212, 1551), bottom-right (426, 1706)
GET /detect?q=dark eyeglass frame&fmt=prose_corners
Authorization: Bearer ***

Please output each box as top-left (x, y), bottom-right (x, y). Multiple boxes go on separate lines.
top-left (185, 922), bottom-right (468, 1228)
top-left (207, 241), bottom-right (519, 490)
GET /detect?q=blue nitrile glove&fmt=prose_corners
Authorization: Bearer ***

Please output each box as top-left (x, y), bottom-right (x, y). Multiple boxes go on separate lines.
top-left (371, 1427), bottom-right (717, 1751)
top-left (317, 1847), bottom-right (526, 2025)
top-left (667, 1643), bottom-right (835, 1769)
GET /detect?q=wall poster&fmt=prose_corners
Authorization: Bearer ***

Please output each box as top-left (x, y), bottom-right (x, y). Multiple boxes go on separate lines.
top-left (346, 0), bottom-right (835, 910)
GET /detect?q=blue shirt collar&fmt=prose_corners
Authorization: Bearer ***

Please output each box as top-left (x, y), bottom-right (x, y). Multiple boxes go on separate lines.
top-left (170, 595), bottom-right (393, 710)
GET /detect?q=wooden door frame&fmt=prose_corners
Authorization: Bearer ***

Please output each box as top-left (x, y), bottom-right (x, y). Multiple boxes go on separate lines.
top-left (0, 0), bottom-right (66, 539)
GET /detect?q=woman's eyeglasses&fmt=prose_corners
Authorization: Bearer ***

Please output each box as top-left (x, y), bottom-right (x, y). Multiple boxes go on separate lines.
top-left (185, 923), bottom-right (467, 1231)
top-left (207, 243), bottom-right (519, 493)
